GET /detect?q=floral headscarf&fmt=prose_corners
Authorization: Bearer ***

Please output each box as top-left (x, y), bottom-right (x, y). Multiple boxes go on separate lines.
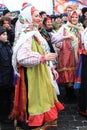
top-left (68, 10), bottom-right (78, 24)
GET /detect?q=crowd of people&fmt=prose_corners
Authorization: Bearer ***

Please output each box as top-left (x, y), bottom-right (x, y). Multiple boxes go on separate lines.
top-left (0, 2), bottom-right (87, 130)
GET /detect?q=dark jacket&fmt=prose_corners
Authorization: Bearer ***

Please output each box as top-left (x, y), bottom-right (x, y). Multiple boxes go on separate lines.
top-left (6, 24), bottom-right (15, 47)
top-left (0, 41), bottom-right (13, 87)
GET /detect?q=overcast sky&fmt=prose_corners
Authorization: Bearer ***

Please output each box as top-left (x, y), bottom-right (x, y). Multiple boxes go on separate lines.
top-left (0, 0), bottom-right (53, 14)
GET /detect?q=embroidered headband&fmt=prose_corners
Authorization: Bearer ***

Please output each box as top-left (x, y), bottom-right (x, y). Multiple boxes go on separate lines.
top-left (31, 6), bottom-right (38, 15)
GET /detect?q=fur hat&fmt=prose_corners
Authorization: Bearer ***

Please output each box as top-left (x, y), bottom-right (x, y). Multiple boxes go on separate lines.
top-left (55, 14), bottom-right (61, 19)
top-left (3, 9), bottom-right (10, 16)
top-left (0, 26), bottom-right (6, 35)
top-left (61, 13), bottom-right (68, 17)
top-left (82, 7), bottom-right (87, 15)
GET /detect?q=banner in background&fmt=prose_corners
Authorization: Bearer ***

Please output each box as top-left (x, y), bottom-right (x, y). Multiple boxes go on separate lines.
top-left (54, 0), bottom-right (87, 14)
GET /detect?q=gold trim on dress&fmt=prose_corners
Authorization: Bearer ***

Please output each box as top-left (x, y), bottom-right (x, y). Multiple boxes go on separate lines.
top-left (58, 67), bottom-right (76, 72)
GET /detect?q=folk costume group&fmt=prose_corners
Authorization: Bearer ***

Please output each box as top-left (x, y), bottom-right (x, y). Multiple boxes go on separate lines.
top-left (3, 3), bottom-right (87, 130)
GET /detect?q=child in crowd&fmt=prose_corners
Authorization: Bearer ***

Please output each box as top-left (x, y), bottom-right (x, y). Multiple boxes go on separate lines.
top-left (0, 26), bottom-right (14, 122)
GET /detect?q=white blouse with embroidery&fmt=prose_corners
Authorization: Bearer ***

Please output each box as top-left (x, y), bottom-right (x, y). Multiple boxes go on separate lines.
top-left (17, 38), bottom-right (42, 67)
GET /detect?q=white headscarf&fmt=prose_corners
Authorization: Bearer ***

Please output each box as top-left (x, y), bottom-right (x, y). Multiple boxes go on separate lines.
top-left (12, 3), bottom-right (49, 76)
top-left (20, 3), bottom-right (33, 24)
top-left (15, 3), bottom-right (33, 38)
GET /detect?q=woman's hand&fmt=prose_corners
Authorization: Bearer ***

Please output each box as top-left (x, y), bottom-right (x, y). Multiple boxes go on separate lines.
top-left (52, 69), bottom-right (59, 80)
top-left (45, 53), bottom-right (57, 61)
top-left (63, 36), bottom-right (74, 41)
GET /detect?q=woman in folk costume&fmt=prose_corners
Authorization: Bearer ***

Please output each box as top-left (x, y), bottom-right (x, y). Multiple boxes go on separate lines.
top-left (38, 16), bottom-right (60, 95)
top-left (74, 27), bottom-right (87, 116)
top-left (10, 3), bottom-right (64, 129)
top-left (57, 10), bottom-right (84, 100)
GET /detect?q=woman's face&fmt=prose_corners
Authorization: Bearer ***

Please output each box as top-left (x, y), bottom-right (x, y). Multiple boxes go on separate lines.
top-left (84, 12), bottom-right (87, 20)
top-left (2, 20), bottom-right (10, 29)
top-left (45, 19), bottom-right (52, 29)
top-left (32, 10), bottom-right (41, 27)
top-left (70, 13), bottom-right (78, 25)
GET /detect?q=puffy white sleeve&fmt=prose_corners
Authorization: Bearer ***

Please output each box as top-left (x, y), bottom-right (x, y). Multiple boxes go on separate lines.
top-left (50, 26), bottom-right (64, 44)
top-left (17, 38), bottom-right (42, 67)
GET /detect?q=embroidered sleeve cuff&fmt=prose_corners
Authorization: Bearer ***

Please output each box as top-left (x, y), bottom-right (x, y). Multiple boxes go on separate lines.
top-left (40, 55), bottom-right (45, 64)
